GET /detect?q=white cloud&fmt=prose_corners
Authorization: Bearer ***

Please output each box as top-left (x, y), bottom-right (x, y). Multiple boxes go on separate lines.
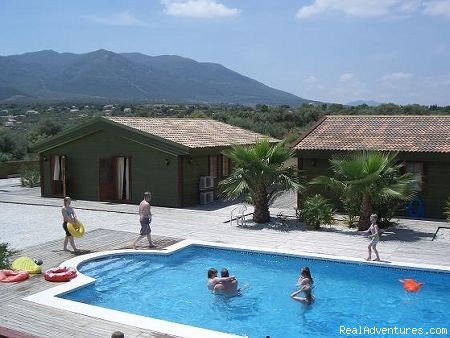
top-left (83, 11), bottom-right (147, 27)
top-left (339, 73), bottom-right (355, 82)
top-left (423, 1), bottom-right (450, 18)
top-left (329, 83), bottom-right (368, 103)
top-left (296, 0), bottom-right (450, 20)
top-left (304, 75), bottom-right (320, 84)
top-left (296, 0), bottom-right (402, 19)
top-left (303, 75), bottom-right (325, 90)
top-left (309, 72), bottom-right (450, 105)
top-left (374, 73), bottom-right (450, 105)
top-left (161, 0), bottom-right (240, 18)
top-left (399, 0), bottom-right (423, 13)
top-left (380, 72), bottom-right (414, 81)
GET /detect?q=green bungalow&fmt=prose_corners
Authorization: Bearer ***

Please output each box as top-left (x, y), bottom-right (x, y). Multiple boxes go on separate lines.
top-left (293, 115), bottom-right (450, 219)
top-left (30, 117), bottom-right (278, 207)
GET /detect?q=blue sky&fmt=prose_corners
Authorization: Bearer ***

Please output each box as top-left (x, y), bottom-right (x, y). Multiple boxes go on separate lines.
top-left (1, 0), bottom-right (450, 105)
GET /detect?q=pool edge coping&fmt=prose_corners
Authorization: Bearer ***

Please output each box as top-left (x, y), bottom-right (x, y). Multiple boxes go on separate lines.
top-left (24, 239), bottom-right (450, 338)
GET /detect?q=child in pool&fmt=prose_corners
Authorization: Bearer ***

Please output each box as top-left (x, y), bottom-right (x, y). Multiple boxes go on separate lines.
top-left (291, 266), bottom-right (314, 305)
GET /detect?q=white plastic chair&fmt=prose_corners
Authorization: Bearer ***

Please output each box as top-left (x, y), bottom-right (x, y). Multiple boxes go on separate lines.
top-left (230, 204), bottom-right (247, 226)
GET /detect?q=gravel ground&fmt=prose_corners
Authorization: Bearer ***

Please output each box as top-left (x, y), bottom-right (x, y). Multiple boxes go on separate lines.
top-left (434, 227), bottom-right (450, 242)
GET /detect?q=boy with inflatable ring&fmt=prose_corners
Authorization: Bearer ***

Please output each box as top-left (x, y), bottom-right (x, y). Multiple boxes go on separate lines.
top-left (62, 196), bottom-right (80, 253)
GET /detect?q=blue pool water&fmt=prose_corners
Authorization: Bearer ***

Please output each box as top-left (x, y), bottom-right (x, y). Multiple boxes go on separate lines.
top-left (62, 246), bottom-right (450, 337)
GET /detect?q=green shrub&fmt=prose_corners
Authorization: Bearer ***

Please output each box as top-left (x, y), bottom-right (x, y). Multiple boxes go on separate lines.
top-left (374, 199), bottom-right (403, 228)
top-left (299, 194), bottom-right (335, 229)
top-left (0, 242), bottom-right (17, 269)
top-left (444, 197), bottom-right (450, 221)
top-left (20, 166), bottom-right (40, 187)
top-left (341, 193), bottom-right (360, 227)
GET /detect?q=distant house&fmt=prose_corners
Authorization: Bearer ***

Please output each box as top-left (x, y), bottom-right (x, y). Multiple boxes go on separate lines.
top-left (123, 107), bottom-right (132, 113)
top-left (30, 117), bottom-right (278, 207)
top-left (70, 109), bottom-right (79, 113)
top-left (293, 115), bottom-right (450, 219)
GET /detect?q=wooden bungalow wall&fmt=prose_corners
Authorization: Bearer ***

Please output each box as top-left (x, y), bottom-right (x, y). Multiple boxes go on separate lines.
top-left (298, 150), bottom-right (450, 219)
top-left (41, 129), bottom-right (179, 207)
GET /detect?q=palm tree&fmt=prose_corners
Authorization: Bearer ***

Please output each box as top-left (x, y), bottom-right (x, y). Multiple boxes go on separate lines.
top-left (220, 139), bottom-right (301, 223)
top-left (311, 151), bottom-right (416, 230)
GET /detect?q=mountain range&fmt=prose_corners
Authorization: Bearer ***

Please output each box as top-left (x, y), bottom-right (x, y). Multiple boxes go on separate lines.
top-left (0, 49), bottom-right (310, 106)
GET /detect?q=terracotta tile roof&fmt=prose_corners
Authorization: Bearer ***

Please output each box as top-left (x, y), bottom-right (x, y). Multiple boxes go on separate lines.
top-left (107, 117), bottom-right (278, 149)
top-left (294, 115), bottom-right (450, 153)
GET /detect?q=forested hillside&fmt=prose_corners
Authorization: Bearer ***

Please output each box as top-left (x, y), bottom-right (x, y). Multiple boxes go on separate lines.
top-left (0, 50), bottom-right (309, 106)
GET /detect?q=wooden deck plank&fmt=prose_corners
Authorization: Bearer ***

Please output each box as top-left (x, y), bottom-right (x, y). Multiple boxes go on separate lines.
top-left (0, 229), bottom-right (182, 338)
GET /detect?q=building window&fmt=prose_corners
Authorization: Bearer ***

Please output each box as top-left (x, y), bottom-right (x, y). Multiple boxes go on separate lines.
top-left (209, 155), bottom-right (218, 178)
top-left (209, 155), bottom-right (231, 178)
top-left (222, 156), bottom-right (230, 177)
top-left (405, 162), bottom-right (424, 191)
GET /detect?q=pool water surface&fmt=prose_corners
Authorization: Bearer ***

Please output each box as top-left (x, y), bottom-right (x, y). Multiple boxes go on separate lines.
top-left (61, 246), bottom-right (450, 337)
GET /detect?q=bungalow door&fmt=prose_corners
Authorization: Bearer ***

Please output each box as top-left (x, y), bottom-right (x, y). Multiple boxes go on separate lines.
top-left (99, 157), bottom-right (131, 201)
top-left (116, 157), bottom-right (130, 201)
top-left (50, 155), bottom-right (66, 197)
top-left (99, 158), bottom-right (116, 201)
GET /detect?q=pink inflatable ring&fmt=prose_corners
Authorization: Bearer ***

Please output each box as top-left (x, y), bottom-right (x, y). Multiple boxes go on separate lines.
top-left (44, 267), bottom-right (77, 282)
top-left (0, 269), bottom-right (29, 283)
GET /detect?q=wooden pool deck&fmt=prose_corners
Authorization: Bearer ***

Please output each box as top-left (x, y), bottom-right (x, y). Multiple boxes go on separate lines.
top-left (0, 229), bottom-right (182, 338)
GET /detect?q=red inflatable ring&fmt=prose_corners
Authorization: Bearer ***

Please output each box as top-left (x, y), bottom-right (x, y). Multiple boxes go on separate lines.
top-left (400, 278), bottom-right (423, 292)
top-left (44, 267), bottom-right (77, 282)
top-left (0, 269), bottom-right (29, 283)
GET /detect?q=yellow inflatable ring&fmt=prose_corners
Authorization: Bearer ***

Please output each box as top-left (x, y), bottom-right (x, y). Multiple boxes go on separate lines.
top-left (67, 221), bottom-right (85, 238)
top-left (11, 257), bottom-right (41, 274)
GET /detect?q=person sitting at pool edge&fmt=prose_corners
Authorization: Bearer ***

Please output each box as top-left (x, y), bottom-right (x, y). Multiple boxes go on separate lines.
top-left (207, 268), bottom-right (238, 295)
top-left (291, 266), bottom-right (314, 305)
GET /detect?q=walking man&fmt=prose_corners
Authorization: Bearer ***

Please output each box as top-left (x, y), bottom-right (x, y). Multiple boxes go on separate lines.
top-left (133, 192), bottom-right (155, 249)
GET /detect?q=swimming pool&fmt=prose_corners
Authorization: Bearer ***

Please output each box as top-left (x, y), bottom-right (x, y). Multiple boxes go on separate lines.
top-left (55, 243), bottom-right (450, 338)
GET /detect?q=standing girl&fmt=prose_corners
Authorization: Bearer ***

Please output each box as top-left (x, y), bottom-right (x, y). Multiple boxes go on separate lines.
top-left (62, 196), bottom-right (79, 252)
top-left (291, 266), bottom-right (314, 305)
